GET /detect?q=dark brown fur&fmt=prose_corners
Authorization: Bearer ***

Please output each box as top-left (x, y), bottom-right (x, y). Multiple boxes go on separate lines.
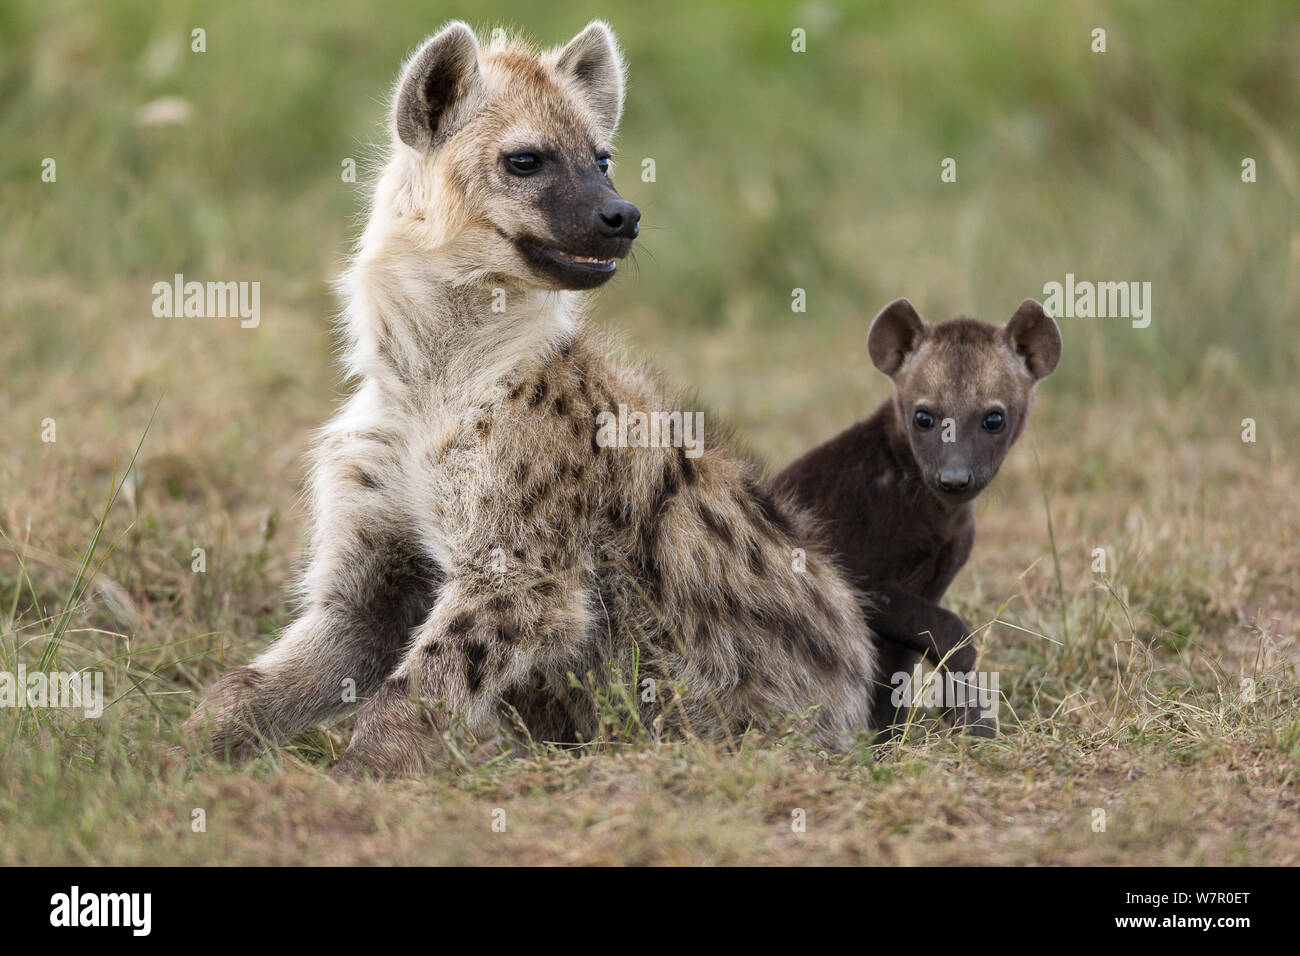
top-left (771, 298), bottom-right (1061, 738)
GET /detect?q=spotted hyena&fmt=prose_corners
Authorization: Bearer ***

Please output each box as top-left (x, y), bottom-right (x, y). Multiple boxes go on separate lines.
top-left (772, 298), bottom-right (1061, 736)
top-left (182, 21), bottom-right (880, 776)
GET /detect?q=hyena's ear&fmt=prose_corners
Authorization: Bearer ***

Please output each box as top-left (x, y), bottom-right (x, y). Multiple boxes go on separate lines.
top-left (394, 21), bottom-right (483, 151)
top-left (555, 20), bottom-right (626, 139)
top-left (868, 298), bottom-right (928, 377)
top-left (1004, 298), bottom-right (1062, 380)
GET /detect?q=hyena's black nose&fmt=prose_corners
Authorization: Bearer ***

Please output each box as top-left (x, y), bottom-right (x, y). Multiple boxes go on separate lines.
top-left (596, 199), bottom-right (640, 239)
top-left (937, 469), bottom-right (973, 493)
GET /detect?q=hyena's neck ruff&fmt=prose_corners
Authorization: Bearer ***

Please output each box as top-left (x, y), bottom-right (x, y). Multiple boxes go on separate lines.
top-left (183, 21), bottom-right (880, 775)
top-left (344, 248), bottom-right (581, 413)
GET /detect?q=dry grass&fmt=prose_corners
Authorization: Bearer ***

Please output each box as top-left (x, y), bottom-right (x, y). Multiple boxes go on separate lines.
top-left (1, 282), bottom-right (1297, 865)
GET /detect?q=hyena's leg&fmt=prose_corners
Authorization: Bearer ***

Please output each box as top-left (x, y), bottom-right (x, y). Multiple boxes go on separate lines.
top-left (182, 517), bottom-right (441, 762)
top-left (868, 588), bottom-right (977, 671)
top-left (866, 588), bottom-right (994, 739)
top-left (335, 572), bottom-right (592, 777)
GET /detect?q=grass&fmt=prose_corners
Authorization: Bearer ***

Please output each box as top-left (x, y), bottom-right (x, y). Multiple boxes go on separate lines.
top-left (0, 0), bottom-right (1297, 864)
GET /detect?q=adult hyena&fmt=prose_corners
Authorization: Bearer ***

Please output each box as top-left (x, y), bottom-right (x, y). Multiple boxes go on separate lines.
top-left (183, 21), bottom-right (879, 776)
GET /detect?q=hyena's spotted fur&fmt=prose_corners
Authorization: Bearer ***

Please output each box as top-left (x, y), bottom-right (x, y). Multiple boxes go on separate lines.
top-left (183, 21), bottom-right (879, 775)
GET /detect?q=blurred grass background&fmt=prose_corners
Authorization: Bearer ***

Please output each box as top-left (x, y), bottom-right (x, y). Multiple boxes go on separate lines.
top-left (0, 0), bottom-right (1298, 864)
top-left (3, 0), bottom-right (1297, 394)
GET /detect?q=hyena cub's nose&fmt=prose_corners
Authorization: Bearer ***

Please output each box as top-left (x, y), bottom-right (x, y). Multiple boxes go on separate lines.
top-left (596, 199), bottom-right (641, 239)
top-left (937, 469), bottom-right (973, 493)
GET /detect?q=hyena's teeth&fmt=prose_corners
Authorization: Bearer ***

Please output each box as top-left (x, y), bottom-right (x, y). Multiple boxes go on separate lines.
top-left (554, 251), bottom-right (614, 267)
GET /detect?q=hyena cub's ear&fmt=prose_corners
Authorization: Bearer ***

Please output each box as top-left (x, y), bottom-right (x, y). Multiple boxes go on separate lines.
top-left (394, 21), bottom-right (484, 151)
top-left (554, 20), bottom-right (626, 139)
top-left (1003, 298), bottom-right (1062, 381)
top-left (868, 298), bottom-right (928, 377)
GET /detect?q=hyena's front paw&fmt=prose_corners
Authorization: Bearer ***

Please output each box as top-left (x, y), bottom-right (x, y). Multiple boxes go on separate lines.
top-left (933, 614), bottom-right (997, 737)
top-left (334, 676), bottom-right (442, 779)
top-left (180, 666), bottom-right (269, 764)
top-left (953, 704), bottom-right (999, 738)
top-left (942, 638), bottom-right (998, 739)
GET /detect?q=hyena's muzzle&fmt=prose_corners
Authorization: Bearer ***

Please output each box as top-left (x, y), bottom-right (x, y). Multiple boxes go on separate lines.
top-left (510, 161), bottom-right (640, 290)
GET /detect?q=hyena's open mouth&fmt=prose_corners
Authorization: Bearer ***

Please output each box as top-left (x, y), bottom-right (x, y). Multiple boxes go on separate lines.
top-left (515, 235), bottom-right (634, 289)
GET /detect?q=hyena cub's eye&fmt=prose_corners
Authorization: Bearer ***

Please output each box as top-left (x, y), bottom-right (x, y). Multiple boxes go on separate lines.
top-left (982, 410), bottom-right (1006, 433)
top-left (913, 409), bottom-right (935, 431)
top-left (596, 155), bottom-right (611, 175)
top-left (506, 153), bottom-right (542, 175)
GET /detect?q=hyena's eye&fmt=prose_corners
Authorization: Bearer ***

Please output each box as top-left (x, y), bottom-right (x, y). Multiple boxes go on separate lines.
top-left (596, 155), bottom-right (611, 175)
top-left (913, 409), bottom-right (935, 431)
top-left (982, 410), bottom-right (1006, 433)
top-left (506, 153), bottom-right (542, 175)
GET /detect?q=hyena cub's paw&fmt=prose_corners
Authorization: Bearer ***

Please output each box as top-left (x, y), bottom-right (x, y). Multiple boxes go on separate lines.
top-left (179, 666), bottom-right (269, 764)
top-left (936, 613), bottom-right (998, 737)
top-left (953, 705), bottom-right (999, 738)
top-left (334, 676), bottom-right (442, 780)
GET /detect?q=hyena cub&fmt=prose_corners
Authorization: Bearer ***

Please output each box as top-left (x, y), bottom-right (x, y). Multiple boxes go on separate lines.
top-left (772, 298), bottom-right (1061, 736)
top-left (182, 21), bottom-right (879, 775)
